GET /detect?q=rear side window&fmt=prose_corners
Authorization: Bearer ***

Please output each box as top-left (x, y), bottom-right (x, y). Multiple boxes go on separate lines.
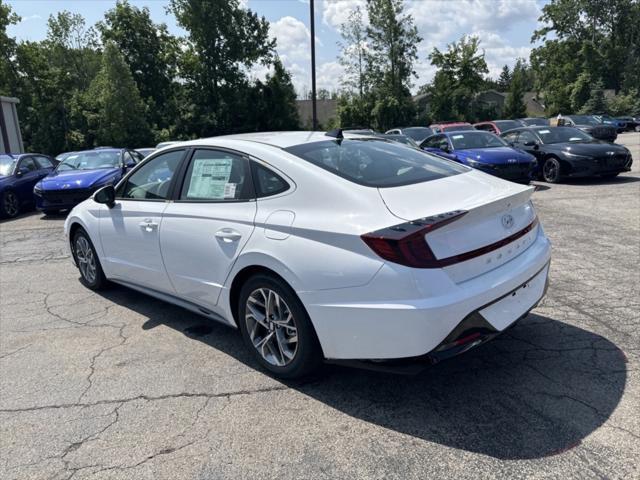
top-left (34, 156), bottom-right (54, 169)
top-left (252, 162), bottom-right (289, 198)
top-left (285, 138), bottom-right (467, 188)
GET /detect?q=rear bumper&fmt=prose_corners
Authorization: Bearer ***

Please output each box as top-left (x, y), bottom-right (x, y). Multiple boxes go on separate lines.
top-left (301, 227), bottom-right (551, 360)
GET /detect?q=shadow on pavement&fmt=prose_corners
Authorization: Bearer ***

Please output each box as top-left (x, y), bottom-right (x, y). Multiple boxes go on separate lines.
top-left (97, 286), bottom-right (626, 461)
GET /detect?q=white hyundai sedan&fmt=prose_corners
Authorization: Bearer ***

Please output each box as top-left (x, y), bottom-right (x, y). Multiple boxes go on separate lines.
top-left (64, 131), bottom-right (551, 378)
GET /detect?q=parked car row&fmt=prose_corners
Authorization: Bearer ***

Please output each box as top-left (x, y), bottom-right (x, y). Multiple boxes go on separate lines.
top-left (0, 140), bottom-right (186, 218)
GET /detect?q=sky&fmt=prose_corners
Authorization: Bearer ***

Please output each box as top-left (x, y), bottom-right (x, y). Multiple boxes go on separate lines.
top-left (6, 0), bottom-right (549, 95)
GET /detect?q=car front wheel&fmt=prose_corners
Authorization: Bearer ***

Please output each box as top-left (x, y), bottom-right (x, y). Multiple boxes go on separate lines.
top-left (72, 229), bottom-right (107, 290)
top-left (542, 157), bottom-right (562, 183)
top-left (1, 190), bottom-right (20, 218)
top-left (238, 274), bottom-right (322, 379)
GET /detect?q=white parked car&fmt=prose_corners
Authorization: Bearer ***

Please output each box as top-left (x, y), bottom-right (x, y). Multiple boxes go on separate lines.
top-left (64, 131), bottom-right (551, 378)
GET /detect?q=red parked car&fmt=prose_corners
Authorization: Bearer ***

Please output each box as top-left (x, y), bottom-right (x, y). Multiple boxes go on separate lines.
top-left (429, 122), bottom-right (475, 133)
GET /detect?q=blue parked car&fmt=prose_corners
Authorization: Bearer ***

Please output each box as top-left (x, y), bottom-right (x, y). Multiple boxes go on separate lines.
top-left (34, 148), bottom-right (143, 214)
top-left (0, 153), bottom-right (56, 218)
top-left (420, 130), bottom-right (537, 183)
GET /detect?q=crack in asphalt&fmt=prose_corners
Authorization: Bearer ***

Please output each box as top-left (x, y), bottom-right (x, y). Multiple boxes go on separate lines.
top-left (0, 385), bottom-right (290, 414)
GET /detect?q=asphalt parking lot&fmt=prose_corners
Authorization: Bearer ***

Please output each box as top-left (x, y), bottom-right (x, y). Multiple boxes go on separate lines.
top-left (1, 133), bottom-right (639, 480)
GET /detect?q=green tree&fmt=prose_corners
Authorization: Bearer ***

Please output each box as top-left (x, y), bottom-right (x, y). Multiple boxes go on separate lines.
top-left (87, 42), bottom-right (152, 146)
top-left (579, 79), bottom-right (608, 114)
top-left (364, 0), bottom-right (421, 129)
top-left (532, 0), bottom-right (640, 114)
top-left (607, 90), bottom-right (640, 116)
top-left (427, 35), bottom-right (488, 121)
top-left (98, 1), bottom-right (180, 137)
top-left (497, 65), bottom-right (512, 91)
top-left (337, 6), bottom-right (369, 98)
top-left (503, 60), bottom-right (528, 118)
top-left (251, 59), bottom-right (299, 131)
top-left (0, 1), bottom-right (20, 95)
top-left (169, 0), bottom-right (274, 136)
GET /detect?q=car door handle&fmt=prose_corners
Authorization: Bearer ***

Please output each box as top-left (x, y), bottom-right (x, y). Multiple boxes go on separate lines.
top-left (139, 219), bottom-right (158, 232)
top-left (215, 228), bottom-right (242, 242)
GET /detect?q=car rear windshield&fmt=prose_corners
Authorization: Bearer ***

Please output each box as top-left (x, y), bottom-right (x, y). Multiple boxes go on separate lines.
top-left (403, 127), bottom-right (433, 141)
top-left (284, 138), bottom-right (468, 188)
top-left (568, 115), bottom-right (599, 125)
top-left (442, 125), bottom-right (475, 132)
top-left (0, 155), bottom-right (17, 176)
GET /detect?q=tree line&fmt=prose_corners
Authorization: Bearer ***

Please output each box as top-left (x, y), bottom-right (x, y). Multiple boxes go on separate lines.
top-left (2, 0), bottom-right (639, 155)
top-left (334, 0), bottom-right (640, 128)
top-left (0, 0), bottom-right (299, 155)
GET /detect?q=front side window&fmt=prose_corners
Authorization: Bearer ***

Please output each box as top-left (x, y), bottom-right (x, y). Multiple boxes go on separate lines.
top-left (57, 151), bottom-right (121, 171)
top-left (285, 138), bottom-right (467, 188)
top-left (449, 132), bottom-right (507, 150)
top-left (422, 135), bottom-right (444, 149)
top-left (517, 131), bottom-right (538, 144)
top-left (19, 157), bottom-right (37, 172)
top-left (119, 149), bottom-right (184, 200)
top-left (180, 149), bottom-right (253, 201)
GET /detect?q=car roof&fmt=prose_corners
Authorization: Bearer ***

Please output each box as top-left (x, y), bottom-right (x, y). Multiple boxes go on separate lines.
top-left (71, 148), bottom-right (123, 154)
top-left (177, 131), bottom-right (334, 149)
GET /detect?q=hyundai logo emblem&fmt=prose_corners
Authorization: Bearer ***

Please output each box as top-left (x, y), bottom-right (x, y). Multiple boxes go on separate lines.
top-left (501, 214), bottom-right (514, 229)
top-left (507, 158), bottom-right (517, 164)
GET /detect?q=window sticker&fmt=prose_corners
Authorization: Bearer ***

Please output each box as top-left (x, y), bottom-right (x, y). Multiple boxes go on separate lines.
top-left (187, 158), bottom-right (232, 199)
top-left (452, 135), bottom-right (464, 139)
top-left (223, 183), bottom-right (236, 198)
top-left (538, 129), bottom-right (551, 134)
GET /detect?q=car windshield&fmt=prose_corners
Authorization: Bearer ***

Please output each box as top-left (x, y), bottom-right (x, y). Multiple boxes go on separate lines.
top-left (536, 127), bottom-right (592, 144)
top-left (403, 127), bottom-right (433, 141)
top-left (449, 131), bottom-right (507, 149)
top-left (0, 155), bottom-right (17, 176)
top-left (57, 151), bottom-right (121, 171)
top-left (285, 138), bottom-right (467, 188)
top-left (568, 115), bottom-right (599, 125)
top-left (494, 120), bottom-right (523, 131)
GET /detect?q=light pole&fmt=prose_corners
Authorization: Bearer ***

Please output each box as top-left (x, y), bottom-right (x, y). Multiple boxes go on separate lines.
top-left (309, 0), bottom-right (317, 130)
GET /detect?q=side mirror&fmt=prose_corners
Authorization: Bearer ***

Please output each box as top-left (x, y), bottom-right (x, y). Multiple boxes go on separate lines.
top-left (523, 140), bottom-right (537, 147)
top-left (94, 185), bottom-right (116, 208)
top-left (16, 166), bottom-right (29, 177)
top-left (440, 144), bottom-right (451, 153)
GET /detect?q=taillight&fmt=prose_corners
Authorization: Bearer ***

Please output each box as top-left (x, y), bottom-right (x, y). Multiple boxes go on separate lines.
top-left (361, 210), bottom-right (467, 268)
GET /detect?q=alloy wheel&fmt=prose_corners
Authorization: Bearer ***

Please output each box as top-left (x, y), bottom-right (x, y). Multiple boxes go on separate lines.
top-left (245, 288), bottom-right (298, 367)
top-left (75, 236), bottom-right (97, 284)
top-left (543, 159), bottom-right (560, 182)
top-left (3, 192), bottom-right (19, 217)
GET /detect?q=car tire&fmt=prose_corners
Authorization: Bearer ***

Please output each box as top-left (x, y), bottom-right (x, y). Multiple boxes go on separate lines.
top-left (42, 209), bottom-right (60, 216)
top-left (1, 190), bottom-right (20, 218)
top-left (72, 228), bottom-right (108, 290)
top-left (237, 273), bottom-right (323, 379)
top-left (542, 157), bottom-right (562, 183)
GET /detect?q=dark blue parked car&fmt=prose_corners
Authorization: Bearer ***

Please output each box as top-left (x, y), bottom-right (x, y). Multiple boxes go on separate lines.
top-left (420, 130), bottom-right (537, 183)
top-left (0, 153), bottom-right (56, 218)
top-left (34, 148), bottom-right (143, 214)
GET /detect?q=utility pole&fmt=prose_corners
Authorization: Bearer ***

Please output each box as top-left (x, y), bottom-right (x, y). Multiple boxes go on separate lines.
top-left (309, 0), bottom-right (318, 130)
